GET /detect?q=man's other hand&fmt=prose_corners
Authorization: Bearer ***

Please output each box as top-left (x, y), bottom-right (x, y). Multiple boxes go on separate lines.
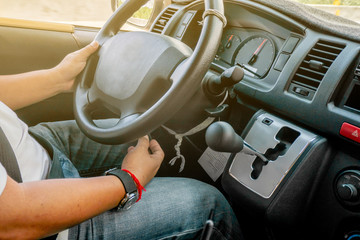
top-left (121, 136), bottom-right (165, 187)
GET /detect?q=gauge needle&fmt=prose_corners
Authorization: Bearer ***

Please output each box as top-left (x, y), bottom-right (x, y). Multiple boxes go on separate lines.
top-left (226, 35), bottom-right (234, 48)
top-left (236, 63), bottom-right (262, 78)
top-left (248, 39), bottom-right (268, 65)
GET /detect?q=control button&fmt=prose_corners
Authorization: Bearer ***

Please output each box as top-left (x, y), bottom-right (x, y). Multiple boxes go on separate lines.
top-left (262, 118), bottom-right (273, 126)
top-left (340, 123), bottom-right (360, 143)
top-left (176, 24), bottom-right (186, 38)
top-left (354, 68), bottom-right (360, 77)
top-left (182, 12), bottom-right (194, 25)
top-left (335, 170), bottom-right (360, 208)
top-left (338, 184), bottom-right (358, 201)
top-left (274, 53), bottom-right (290, 71)
top-left (293, 86), bottom-right (309, 96)
top-left (282, 37), bottom-right (300, 54)
top-left (345, 232), bottom-right (360, 240)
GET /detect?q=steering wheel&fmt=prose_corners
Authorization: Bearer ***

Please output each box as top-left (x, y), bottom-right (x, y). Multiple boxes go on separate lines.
top-left (74, 0), bottom-right (225, 144)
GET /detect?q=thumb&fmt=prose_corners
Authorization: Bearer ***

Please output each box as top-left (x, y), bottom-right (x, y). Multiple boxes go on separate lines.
top-left (135, 135), bottom-right (150, 150)
top-left (127, 146), bottom-right (135, 153)
top-left (76, 41), bottom-right (99, 60)
top-left (149, 139), bottom-right (164, 161)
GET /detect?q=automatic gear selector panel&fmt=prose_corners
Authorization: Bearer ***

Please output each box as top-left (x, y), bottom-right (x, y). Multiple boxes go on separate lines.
top-left (228, 112), bottom-right (317, 198)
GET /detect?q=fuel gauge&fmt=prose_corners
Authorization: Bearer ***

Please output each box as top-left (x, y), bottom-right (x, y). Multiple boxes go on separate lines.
top-left (217, 33), bottom-right (241, 64)
top-left (224, 34), bottom-right (241, 49)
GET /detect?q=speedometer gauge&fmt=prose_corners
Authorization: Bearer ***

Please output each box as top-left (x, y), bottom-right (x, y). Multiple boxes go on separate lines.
top-left (233, 35), bottom-right (276, 78)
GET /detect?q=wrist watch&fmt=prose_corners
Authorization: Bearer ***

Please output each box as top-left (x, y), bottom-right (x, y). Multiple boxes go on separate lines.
top-left (105, 168), bottom-right (138, 211)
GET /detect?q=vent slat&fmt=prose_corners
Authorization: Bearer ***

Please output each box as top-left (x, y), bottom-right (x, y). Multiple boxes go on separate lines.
top-left (292, 80), bottom-right (318, 91)
top-left (151, 8), bottom-right (178, 34)
top-left (298, 67), bottom-right (325, 79)
top-left (311, 48), bottom-right (339, 59)
top-left (290, 39), bottom-right (345, 99)
top-left (160, 16), bottom-right (171, 20)
top-left (316, 42), bottom-right (344, 53)
top-left (295, 73), bottom-right (322, 84)
top-left (318, 40), bottom-right (345, 50)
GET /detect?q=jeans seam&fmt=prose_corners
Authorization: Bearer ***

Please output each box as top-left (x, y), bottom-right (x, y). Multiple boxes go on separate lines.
top-left (212, 226), bottom-right (228, 240)
top-left (157, 227), bottom-right (203, 240)
top-left (156, 226), bottom-right (230, 240)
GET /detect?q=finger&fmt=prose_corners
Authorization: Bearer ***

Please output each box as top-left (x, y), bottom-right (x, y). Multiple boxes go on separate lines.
top-left (127, 146), bottom-right (135, 153)
top-left (76, 41), bottom-right (99, 60)
top-left (149, 139), bottom-right (165, 161)
top-left (135, 135), bottom-right (150, 150)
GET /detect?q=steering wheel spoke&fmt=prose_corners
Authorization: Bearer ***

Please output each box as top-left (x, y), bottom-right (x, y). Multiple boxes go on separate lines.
top-left (74, 86), bottom-right (92, 115)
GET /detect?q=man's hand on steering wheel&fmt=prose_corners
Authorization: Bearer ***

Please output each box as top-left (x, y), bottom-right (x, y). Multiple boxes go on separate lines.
top-left (53, 41), bottom-right (99, 93)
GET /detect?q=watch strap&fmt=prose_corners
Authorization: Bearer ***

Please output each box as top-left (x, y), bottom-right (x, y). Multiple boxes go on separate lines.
top-left (105, 168), bottom-right (138, 209)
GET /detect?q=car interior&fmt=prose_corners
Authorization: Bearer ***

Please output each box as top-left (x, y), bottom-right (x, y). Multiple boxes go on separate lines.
top-left (1, 0), bottom-right (360, 239)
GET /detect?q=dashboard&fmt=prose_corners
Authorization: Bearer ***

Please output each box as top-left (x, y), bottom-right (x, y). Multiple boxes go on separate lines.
top-left (154, 0), bottom-right (360, 147)
top-left (150, 0), bottom-right (360, 239)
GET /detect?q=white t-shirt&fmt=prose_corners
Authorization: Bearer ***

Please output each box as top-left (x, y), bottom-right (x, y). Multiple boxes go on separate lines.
top-left (0, 101), bottom-right (51, 196)
top-left (0, 163), bottom-right (7, 196)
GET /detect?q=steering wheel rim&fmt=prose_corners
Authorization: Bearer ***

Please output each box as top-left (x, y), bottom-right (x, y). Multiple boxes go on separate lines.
top-left (74, 0), bottom-right (225, 144)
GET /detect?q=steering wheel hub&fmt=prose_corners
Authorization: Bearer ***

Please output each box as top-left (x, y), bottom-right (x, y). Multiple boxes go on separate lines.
top-left (94, 32), bottom-right (192, 101)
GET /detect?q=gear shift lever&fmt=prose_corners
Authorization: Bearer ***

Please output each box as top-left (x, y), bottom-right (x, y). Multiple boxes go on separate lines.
top-left (205, 121), bottom-right (269, 163)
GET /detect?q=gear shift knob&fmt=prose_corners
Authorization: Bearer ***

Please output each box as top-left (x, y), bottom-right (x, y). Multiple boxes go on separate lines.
top-left (205, 121), bottom-right (269, 163)
top-left (205, 121), bottom-right (244, 153)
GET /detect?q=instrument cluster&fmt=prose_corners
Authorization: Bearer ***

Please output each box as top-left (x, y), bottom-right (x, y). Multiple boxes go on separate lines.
top-left (214, 28), bottom-right (283, 79)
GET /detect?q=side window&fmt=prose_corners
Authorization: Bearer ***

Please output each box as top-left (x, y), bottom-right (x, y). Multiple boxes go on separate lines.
top-left (290, 0), bottom-right (360, 23)
top-left (0, 0), bottom-right (114, 28)
top-left (116, 0), bottom-right (154, 27)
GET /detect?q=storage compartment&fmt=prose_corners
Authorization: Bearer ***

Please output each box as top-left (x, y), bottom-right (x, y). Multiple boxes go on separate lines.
top-left (345, 83), bottom-right (360, 113)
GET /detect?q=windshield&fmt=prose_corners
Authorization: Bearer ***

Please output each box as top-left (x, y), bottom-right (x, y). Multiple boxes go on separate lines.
top-left (290, 0), bottom-right (360, 23)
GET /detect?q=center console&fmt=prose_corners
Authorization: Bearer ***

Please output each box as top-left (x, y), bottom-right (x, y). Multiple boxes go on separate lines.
top-left (220, 110), bottom-right (330, 227)
top-left (228, 112), bottom-right (317, 199)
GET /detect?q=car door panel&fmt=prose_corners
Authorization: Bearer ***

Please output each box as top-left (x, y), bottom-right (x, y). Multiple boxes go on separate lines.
top-left (0, 18), bottom-right (98, 125)
top-left (0, 26), bottom-right (77, 74)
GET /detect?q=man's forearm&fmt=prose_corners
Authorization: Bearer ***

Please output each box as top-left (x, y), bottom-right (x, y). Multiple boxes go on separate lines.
top-left (0, 41), bottom-right (99, 110)
top-left (0, 175), bottom-right (125, 239)
top-left (0, 68), bottom-right (66, 110)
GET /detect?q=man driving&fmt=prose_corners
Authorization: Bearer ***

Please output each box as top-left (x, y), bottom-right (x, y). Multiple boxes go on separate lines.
top-left (0, 41), bottom-right (241, 239)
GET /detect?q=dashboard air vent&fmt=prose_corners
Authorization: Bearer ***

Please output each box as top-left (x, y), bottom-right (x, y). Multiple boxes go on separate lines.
top-left (151, 7), bottom-right (178, 34)
top-left (289, 40), bottom-right (345, 99)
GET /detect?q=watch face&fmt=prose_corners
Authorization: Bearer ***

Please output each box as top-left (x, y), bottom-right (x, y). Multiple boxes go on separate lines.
top-left (122, 192), bottom-right (138, 210)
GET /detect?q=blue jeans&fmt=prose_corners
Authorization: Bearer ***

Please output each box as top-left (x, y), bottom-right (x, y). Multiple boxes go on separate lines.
top-left (29, 120), bottom-right (242, 240)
